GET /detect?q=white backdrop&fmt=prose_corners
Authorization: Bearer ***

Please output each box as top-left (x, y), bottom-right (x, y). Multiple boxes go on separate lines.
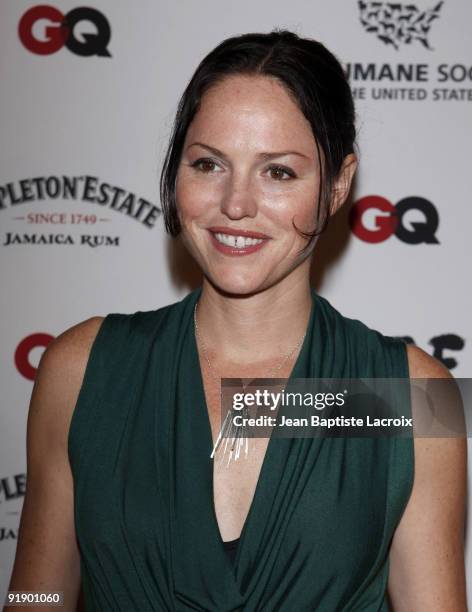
top-left (1, 0), bottom-right (471, 605)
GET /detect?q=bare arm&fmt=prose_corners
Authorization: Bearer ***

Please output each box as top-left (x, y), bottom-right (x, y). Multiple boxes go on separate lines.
top-left (387, 344), bottom-right (468, 611)
top-left (4, 317), bottom-right (104, 612)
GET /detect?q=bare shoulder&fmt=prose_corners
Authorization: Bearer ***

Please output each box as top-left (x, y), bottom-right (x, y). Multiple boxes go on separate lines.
top-left (40, 314), bottom-right (105, 378)
top-left (405, 342), bottom-right (466, 488)
top-left (406, 342), bottom-right (453, 378)
top-left (405, 343), bottom-right (465, 480)
top-left (387, 343), bottom-right (467, 609)
top-left (31, 315), bottom-right (106, 445)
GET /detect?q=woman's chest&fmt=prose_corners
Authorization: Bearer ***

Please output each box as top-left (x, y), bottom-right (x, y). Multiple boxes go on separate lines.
top-left (204, 379), bottom-right (272, 541)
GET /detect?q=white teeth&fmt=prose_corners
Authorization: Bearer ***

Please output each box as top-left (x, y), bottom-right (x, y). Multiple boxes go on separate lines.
top-left (214, 232), bottom-right (264, 248)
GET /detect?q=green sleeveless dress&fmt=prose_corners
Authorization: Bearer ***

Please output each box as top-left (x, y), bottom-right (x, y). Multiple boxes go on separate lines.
top-left (68, 286), bottom-right (414, 611)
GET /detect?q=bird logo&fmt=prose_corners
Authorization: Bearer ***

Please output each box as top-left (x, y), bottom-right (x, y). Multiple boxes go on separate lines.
top-left (358, 1), bottom-right (444, 50)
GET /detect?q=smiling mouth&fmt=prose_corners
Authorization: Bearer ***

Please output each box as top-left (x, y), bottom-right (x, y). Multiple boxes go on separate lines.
top-left (213, 232), bottom-right (264, 248)
top-left (207, 228), bottom-right (270, 256)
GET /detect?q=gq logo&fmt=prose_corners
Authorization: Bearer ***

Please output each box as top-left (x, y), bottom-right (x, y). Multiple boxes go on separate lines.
top-left (349, 195), bottom-right (439, 244)
top-left (19, 5), bottom-right (111, 56)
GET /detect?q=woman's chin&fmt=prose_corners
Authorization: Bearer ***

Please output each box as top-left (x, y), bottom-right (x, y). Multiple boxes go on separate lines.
top-left (206, 272), bottom-right (271, 297)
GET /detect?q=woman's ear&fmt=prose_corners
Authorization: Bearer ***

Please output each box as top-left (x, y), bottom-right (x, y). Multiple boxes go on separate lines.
top-left (329, 153), bottom-right (358, 217)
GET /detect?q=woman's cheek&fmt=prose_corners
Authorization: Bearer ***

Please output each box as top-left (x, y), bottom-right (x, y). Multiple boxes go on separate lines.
top-left (178, 180), bottom-right (221, 220)
top-left (261, 192), bottom-right (315, 233)
top-left (296, 201), bottom-right (319, 233)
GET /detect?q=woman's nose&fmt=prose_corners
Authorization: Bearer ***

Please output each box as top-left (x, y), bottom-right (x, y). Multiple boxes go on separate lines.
top-left (219, 177), bottom-right (258, 220)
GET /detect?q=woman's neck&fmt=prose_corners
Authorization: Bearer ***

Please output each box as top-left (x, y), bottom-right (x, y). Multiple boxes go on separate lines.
top-left (195, 272), bottom-right (313, 369)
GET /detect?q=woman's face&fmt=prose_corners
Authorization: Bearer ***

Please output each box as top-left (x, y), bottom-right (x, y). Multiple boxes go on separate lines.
top-left (175, 74), bottom-right (336, 296)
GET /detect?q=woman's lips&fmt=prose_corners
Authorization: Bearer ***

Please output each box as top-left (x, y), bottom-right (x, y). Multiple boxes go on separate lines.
top-left (208, 226), bottom-right (271, 239)
top-left (207, 228), bottom-right (271, 256)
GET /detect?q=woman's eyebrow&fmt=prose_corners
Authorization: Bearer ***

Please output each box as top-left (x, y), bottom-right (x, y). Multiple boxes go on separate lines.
top-left (186, 142), bottom-right (311, 161)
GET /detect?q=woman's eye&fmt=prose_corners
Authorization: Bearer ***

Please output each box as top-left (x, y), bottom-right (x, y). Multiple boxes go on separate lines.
top-left (267, 165), bottom-right (296, 181)
top-left (190, 158), bottom-right (220, 173)
top-left (189, 159), bottom-right (295, 180)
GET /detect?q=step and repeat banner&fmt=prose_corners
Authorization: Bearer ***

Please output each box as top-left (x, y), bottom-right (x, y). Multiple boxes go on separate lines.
top-left (1, 0), bottom-right (471, 604)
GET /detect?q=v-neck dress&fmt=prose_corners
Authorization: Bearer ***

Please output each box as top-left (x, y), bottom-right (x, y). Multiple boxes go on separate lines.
top-left (68, 286), bottom-right (414, 611)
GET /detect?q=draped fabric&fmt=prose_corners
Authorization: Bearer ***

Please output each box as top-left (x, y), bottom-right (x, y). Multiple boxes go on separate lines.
top-left (69, 286), bottom-right (414, 611)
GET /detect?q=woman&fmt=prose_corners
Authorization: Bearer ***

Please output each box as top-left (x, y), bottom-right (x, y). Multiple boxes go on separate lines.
top-left (7, 29), bottom-right (467, 611)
